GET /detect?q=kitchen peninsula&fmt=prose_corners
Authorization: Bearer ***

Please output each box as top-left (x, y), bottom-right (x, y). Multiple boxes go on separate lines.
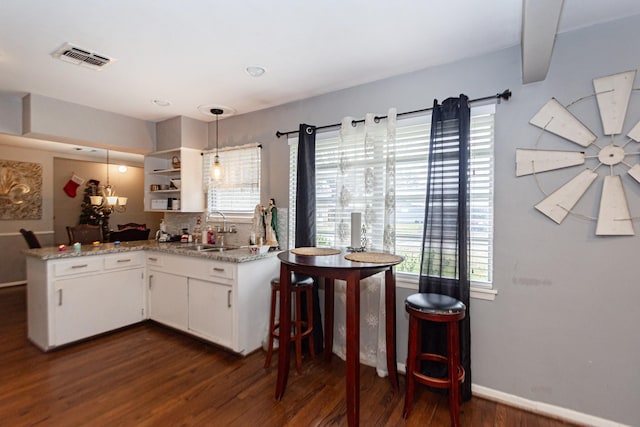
top-left (24, 241), bottom-right (278, 355)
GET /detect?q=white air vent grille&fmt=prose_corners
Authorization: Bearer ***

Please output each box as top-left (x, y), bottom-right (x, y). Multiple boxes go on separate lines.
top-left (52, 43), bottom-right (114, 71)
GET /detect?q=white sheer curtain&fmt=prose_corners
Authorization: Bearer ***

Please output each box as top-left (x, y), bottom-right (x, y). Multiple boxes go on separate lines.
top-left (331, 108), bottom-right (397, 376)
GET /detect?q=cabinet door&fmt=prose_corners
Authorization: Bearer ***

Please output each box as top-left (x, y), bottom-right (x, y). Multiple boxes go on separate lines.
top-left (53, 268), bottom-right (145, 346)
top-left (188, 278), bottom-right (233, 348)
top-left (148, 270), bottom-right (188, 330)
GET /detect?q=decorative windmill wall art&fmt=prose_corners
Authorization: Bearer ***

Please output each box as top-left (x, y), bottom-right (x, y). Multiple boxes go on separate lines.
top-left (517, 70), bottom-right (640, 236)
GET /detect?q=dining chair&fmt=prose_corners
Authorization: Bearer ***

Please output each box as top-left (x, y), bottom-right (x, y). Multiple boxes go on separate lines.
top-left (19, 228), bottom-right (42, 249)
top-left (67, 224), bottom-right (104, 244)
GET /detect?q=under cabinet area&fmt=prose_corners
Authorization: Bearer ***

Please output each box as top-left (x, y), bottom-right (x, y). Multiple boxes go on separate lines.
top-left (27, 252), bottom-right (146, 351)
top-left (146, 252), bottom-right (275, 355)
top-left (144, 147), bottom-right (204, 212)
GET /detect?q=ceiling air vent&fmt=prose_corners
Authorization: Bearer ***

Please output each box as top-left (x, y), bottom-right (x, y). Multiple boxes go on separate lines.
top-left (52, 43), bottom-right (114, 71)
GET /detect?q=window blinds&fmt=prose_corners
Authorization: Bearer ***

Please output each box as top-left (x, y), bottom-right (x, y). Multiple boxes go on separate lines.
top-left (203, 144), bottom-right (261, 217)
top-left (289, 105), bottom-right (494, 284)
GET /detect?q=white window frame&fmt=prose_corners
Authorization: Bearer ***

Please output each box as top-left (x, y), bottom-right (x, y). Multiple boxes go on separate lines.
top-left (288, 105), bottom-right (496, 299)
top-left (203, 143), bottom-right (261, 220)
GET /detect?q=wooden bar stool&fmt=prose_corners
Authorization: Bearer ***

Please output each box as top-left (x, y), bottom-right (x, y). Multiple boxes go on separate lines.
top-left (403, 293), bottom-right (466, 426)
top-left (264, 274), bottom-right (315, 371)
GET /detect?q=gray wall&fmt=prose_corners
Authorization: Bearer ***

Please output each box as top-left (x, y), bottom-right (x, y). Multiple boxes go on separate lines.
top-left (0, 145), bottom-right (56, 285)
top-left (23, 94), bottom-right (155, 153)
top-left (211, 16), bottom-right (640, 425)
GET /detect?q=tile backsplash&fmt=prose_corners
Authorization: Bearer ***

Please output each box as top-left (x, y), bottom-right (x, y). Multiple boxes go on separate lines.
top-left (163, 209), bottom-right (288, 249)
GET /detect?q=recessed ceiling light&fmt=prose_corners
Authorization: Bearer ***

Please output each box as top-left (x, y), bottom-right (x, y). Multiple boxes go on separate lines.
top-left (152, 99), bottom-right (172, 107)
top-left (245, 66), bottom-right (266, 77)
top-left (118, 165), bottom-right (128, 173)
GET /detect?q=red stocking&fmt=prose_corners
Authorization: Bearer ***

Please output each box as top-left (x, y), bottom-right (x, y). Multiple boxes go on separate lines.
top-left (63, 173), bottom-right (85, 198)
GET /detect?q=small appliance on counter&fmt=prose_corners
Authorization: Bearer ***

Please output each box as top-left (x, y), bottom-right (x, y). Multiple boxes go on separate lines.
top-left (155, 218), bottom-right (171, 242)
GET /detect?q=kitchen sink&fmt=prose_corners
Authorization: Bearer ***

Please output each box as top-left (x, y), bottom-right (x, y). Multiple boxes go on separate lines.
top-left (182, 244), bottom-right (239, 252)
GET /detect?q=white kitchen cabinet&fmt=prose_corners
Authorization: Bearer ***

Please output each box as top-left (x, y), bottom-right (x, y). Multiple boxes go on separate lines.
top-left (147, 269), bottom-right (188, 330)
top-left (188, 278), bottom-right (233, 348)
top-left (27, 252), bottom-right (146, 351)
top-left (143, 252), bottom-right (277, 355)
top-left (54, 268), bottom-right (145, 346)
top-left (26, 248), bottom-right (278, 354)
top-left (144, 147), bottom-right (204, 212)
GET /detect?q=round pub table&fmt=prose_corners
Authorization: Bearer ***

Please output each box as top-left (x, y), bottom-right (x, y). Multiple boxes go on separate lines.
top-left (275, 248), bottom-right (403, 427)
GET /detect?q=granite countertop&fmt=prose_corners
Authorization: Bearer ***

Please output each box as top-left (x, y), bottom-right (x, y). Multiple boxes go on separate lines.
top-left (22, 240), bottom-right (279, 263)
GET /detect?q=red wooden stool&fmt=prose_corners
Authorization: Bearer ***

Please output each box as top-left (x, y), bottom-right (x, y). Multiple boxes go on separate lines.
top-left (264, 274), bottom-right (315, 372)
top-left (403, 293), bottom-right (466, 426)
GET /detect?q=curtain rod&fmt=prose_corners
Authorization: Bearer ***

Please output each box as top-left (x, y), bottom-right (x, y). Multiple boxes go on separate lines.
top-left (275, 89), bottom-right (511, 138)
top-left (201, 142), bottom-right (262, 155)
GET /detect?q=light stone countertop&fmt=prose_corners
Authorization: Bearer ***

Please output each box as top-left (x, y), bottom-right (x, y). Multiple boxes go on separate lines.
top-left (22, 240), bottom-right (280, 263)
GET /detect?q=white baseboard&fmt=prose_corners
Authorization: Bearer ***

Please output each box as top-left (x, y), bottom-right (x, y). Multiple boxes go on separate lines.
top-left (471, 384), bottom-right (629, 427)
top-left (396, 362), bottom-right (626, 426)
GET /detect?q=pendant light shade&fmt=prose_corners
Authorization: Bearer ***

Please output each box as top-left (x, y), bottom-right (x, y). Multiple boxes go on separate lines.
top-left (90, 149), bottom-right (127, 211)
top-left (211, 108), bottom-right (223, 181)
top-left (212, 155), bottom-right (222, 180)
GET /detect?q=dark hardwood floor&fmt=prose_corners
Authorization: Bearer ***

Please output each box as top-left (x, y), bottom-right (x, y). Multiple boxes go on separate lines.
top-left (0, 285), bottom-right (580, 426)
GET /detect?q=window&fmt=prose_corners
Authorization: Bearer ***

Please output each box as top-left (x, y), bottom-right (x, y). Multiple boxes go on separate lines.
top-left (289, 105), bottom-right (495, 286)
top-left (203, 144), bottom-right (261, 218)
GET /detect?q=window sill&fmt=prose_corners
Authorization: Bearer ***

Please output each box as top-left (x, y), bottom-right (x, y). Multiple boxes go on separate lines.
top-left (395, 275), bottom-right (497, 301)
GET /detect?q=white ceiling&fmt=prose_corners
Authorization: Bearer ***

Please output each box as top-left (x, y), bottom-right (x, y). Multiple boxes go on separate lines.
top-left (1, 0), bottom-right (640, 125)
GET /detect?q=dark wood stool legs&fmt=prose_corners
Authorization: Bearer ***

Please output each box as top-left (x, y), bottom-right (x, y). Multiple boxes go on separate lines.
top-left (403, 293), bottom-right (466, 427)
top-left (264, 276), bottom-right (315, 372)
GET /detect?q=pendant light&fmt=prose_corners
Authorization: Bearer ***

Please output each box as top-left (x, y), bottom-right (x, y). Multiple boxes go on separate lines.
top-left (211, 108), bottom-right (223, 180)
top-left (90, 149), bottom-right (127, 212)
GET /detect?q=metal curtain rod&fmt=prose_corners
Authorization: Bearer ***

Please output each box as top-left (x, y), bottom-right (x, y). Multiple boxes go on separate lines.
top-left (275, 89), bottom-right (512, 138)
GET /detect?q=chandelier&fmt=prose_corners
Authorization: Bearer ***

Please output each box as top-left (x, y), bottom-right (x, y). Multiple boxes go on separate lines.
top-left (90, 150), bottom-right (127, 213)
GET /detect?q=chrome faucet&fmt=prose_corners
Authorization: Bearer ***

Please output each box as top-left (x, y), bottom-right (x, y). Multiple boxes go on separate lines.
top-left (210, 210), bottom-right (227, 232)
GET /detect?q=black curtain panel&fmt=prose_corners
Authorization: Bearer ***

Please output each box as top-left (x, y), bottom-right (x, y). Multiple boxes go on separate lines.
top-left (418, 95), bottom-right (472, 400)
top-left (295, 124), bottom-right (317, 248)
top-left (294, 123), bottom-right (323, 352)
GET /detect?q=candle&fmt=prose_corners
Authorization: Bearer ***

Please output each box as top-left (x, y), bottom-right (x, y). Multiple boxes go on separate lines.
top-left (351, 212), bottom-right (361, 248)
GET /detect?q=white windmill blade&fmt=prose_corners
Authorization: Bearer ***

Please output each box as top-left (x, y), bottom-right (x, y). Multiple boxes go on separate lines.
top-left (628, 164), bottom-right (640, 183)
top-left (627, 120), bottom-right (640, 142)
top-left (596, 175), bottom-right (634, 235)
top-left (529, 98), bottom-right (596, 147)
top-left (516, 149), bottom-right (585, 176)
top-left (534, 169), bottom-right (598, 224)
top-left (593, 70), bottom-right (636, 136)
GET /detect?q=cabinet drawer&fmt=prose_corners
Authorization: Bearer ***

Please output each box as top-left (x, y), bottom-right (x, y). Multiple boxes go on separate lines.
top-left (104, 253), bottom-right (144, 270)
top-left (208, 262), bottom-right (234, 280)
top-left (54, 258), bottom-right (102, 277)
top-left (146, 254), bottom-right (164, 267)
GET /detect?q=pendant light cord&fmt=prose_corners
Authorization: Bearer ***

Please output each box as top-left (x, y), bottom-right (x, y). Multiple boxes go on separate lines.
top-left (210, 108), bottom-right (224, 157)
top-left (106, 149), bottom-right (110, 186)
